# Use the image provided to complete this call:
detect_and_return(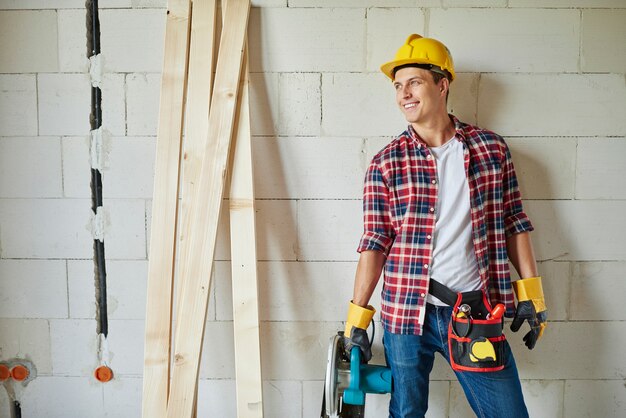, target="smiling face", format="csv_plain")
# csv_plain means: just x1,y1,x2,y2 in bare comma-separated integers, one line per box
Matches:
393,66,449,126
